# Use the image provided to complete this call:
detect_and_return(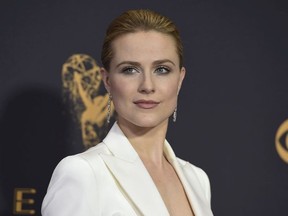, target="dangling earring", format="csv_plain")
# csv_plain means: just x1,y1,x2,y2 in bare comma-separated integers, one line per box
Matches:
107,93,112,124
173,107,177,122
